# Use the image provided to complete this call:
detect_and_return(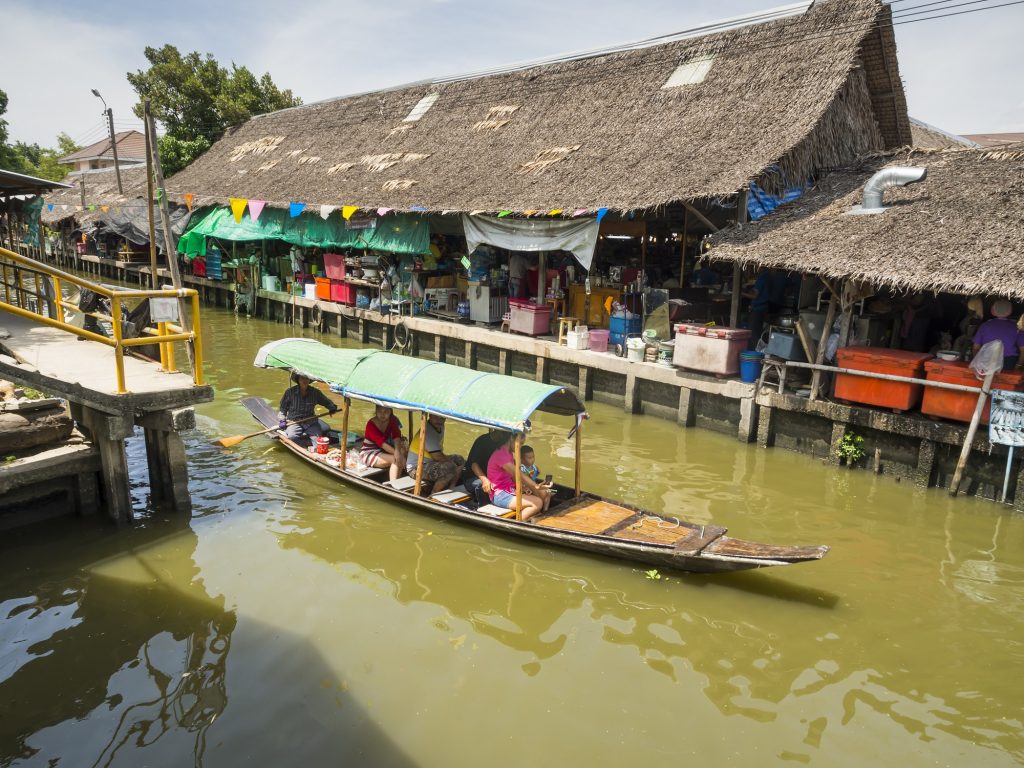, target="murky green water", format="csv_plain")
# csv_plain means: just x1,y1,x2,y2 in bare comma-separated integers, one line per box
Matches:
2,307,1023,767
